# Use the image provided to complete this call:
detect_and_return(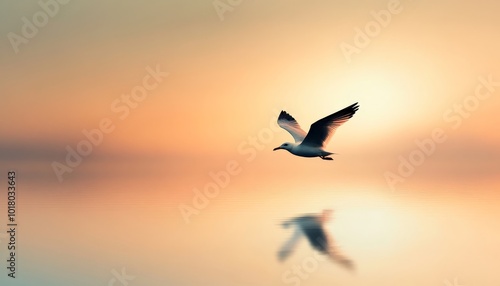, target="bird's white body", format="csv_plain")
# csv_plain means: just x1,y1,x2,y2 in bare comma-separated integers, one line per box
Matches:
281,142,333,158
